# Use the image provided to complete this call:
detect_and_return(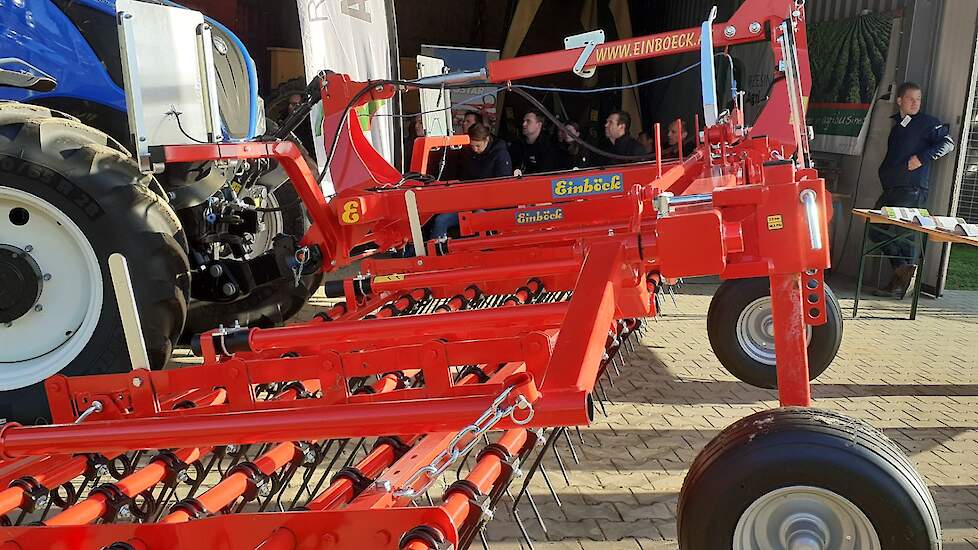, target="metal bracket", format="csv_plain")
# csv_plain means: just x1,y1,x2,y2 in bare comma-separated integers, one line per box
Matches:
563,30,605,78
117,11,153,173
195,23,223,143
